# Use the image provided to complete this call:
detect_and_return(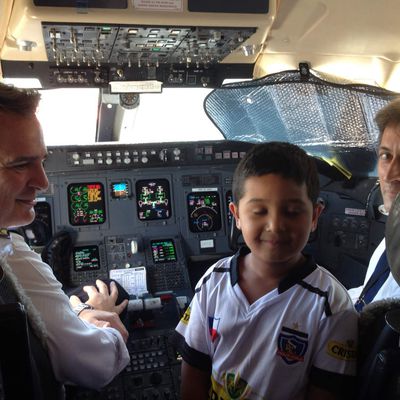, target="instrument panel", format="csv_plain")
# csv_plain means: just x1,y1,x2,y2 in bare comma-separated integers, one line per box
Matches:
23,140,386,293
28,141,250,293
